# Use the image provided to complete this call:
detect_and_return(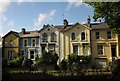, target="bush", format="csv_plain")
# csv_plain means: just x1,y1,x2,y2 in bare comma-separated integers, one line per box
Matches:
8,57,23,67
21,58,33,67
60,59,67,70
